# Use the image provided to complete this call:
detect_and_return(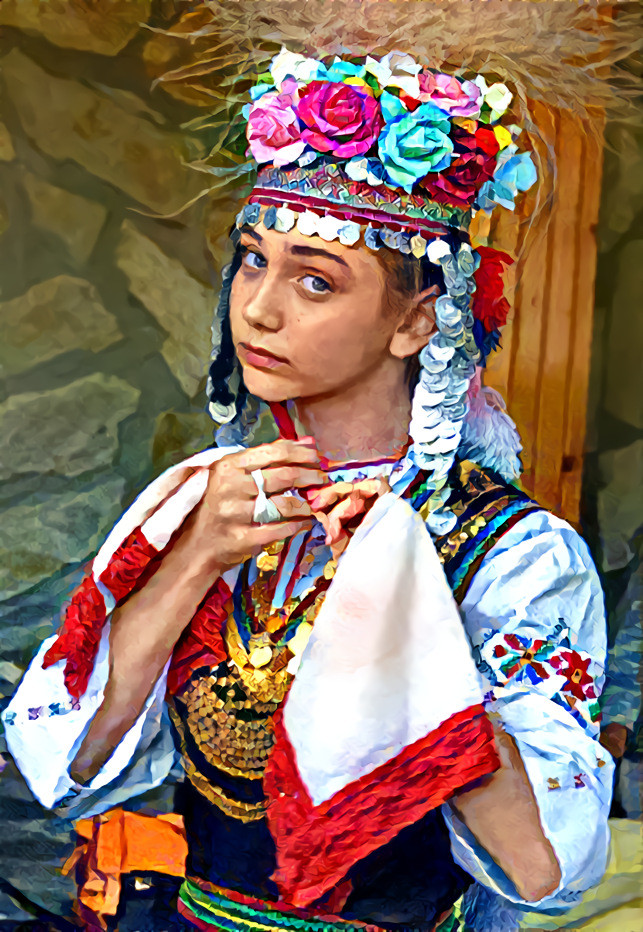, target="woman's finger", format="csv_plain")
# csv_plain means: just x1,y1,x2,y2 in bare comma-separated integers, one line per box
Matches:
261,466,328,496
236,439,320,473
308,478,388,512
248,517,315,551
268,495,314,520
324,492,368,543
135,464,206,529
307,481,354,511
